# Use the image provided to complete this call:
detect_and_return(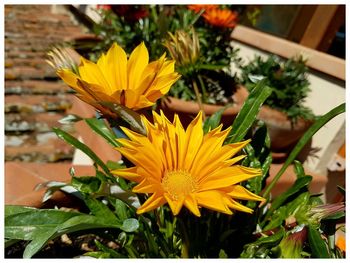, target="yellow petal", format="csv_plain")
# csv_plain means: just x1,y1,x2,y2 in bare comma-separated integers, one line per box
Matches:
127,42,149,90
132,178,159,193
97,42,127,92
137,193,167,214
164,194,185,216
227,185,265,202
223,196,254,214
57,69,80,89
79,57,111,94
111,166,143,183
195,191,232,215
184,193,201,217
183,111,203,171
198,166,262,191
